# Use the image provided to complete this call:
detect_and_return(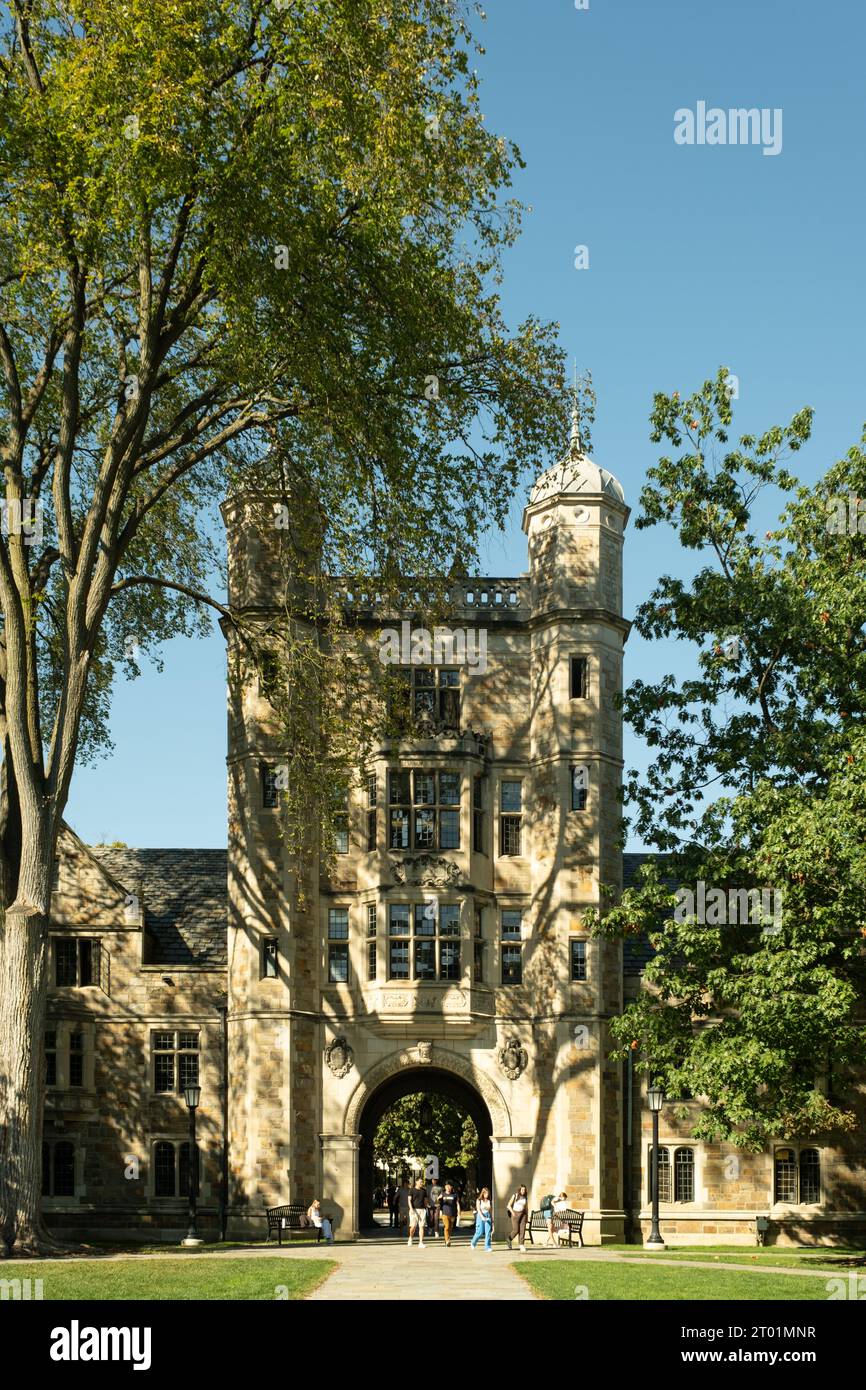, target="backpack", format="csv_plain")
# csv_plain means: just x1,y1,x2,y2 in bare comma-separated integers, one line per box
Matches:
540,1193,554,1212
